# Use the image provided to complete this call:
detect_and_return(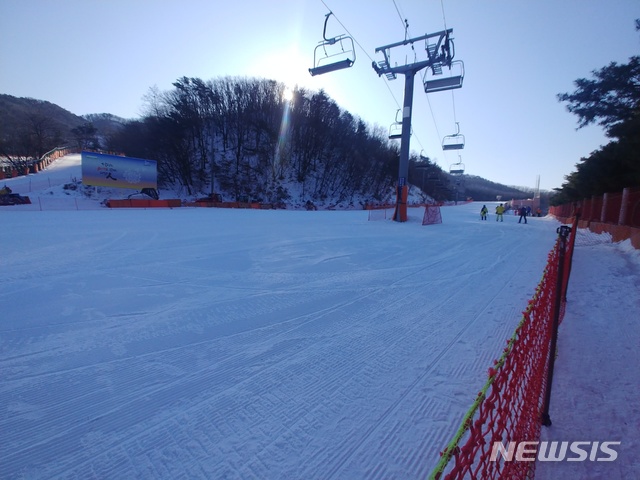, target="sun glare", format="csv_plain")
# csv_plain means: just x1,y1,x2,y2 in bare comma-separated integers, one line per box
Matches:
282,87,294,102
